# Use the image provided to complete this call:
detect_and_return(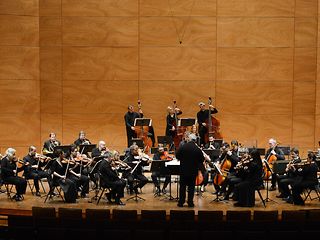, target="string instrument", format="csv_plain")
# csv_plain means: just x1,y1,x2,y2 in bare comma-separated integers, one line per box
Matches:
194,143,212,186
263,144,278,180
134,100,152,154
234,155,253,171
172,100,185,150
35,153,52,170
13,158,27,176
159,151,174,161
213,149,232,186
205,97,222,142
